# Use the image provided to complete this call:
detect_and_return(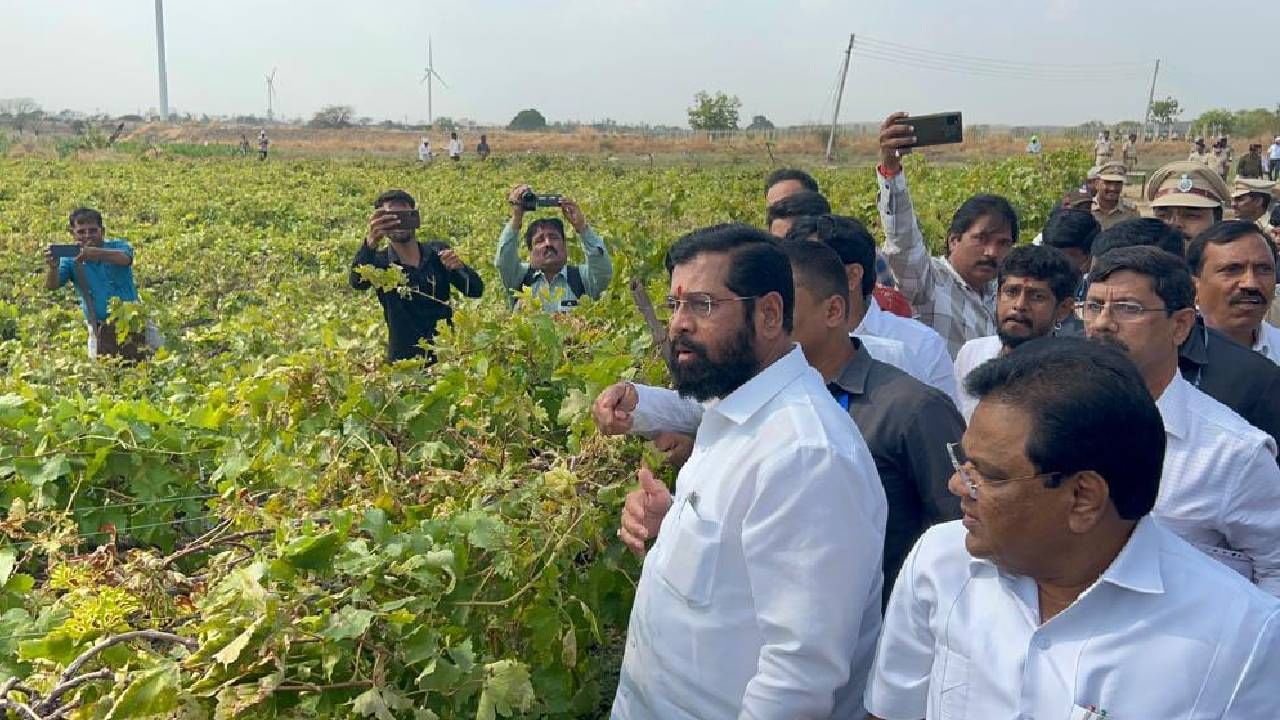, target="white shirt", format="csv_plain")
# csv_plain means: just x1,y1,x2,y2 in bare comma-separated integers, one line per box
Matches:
866,518,1280,720
857,297,961,406
612,346,887,720
1253,322,1280,364
448,138,462,157
1269,142,1280,160
951,335,1003,422
1155,373,1280,596
858,332,910,373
